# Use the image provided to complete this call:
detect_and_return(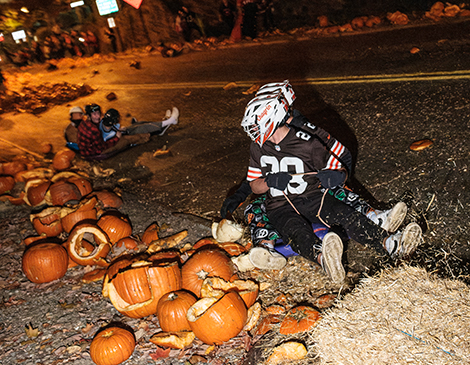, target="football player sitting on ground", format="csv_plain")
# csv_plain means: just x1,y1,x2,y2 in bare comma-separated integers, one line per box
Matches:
228,80,422,283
